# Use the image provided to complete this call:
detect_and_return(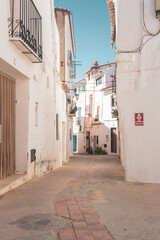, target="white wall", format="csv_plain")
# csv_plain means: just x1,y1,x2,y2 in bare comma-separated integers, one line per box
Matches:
0,0,61,177
115,0,160,183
